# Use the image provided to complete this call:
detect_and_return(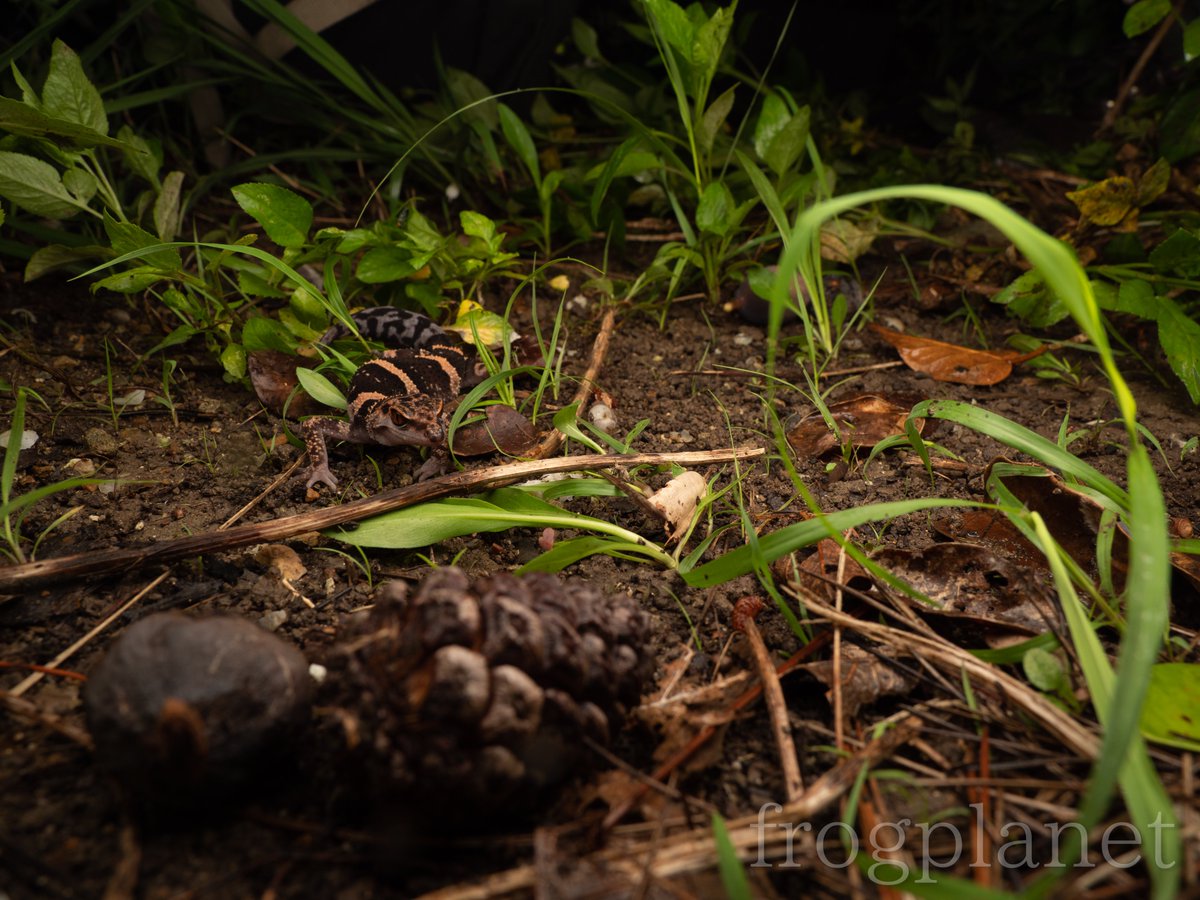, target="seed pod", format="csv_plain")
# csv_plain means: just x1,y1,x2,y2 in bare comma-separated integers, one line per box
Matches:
333,568,653,816
84,612,312,815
